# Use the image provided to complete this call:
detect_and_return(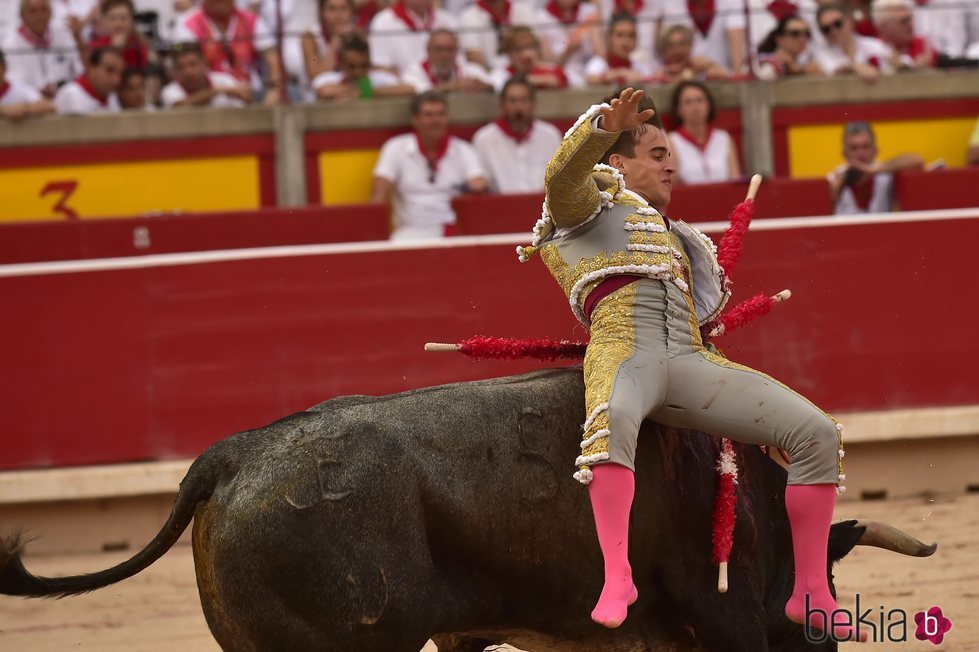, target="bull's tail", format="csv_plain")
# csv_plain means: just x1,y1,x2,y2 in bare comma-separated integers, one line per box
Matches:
0,446,225,598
